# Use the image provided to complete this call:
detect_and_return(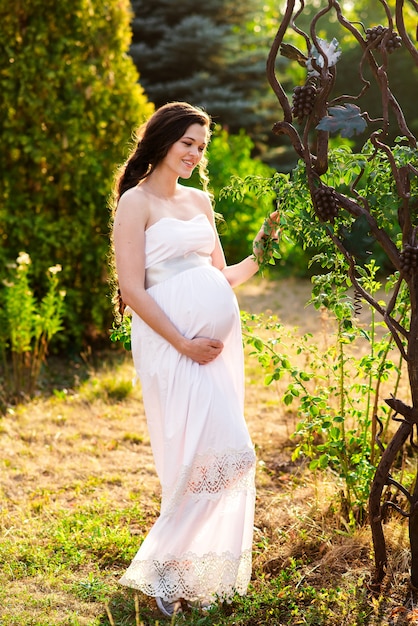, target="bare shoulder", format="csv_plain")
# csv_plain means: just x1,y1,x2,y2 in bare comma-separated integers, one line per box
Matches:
114,187,150,226
180,185,213,215
116,186,149,211
183,185,211,203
